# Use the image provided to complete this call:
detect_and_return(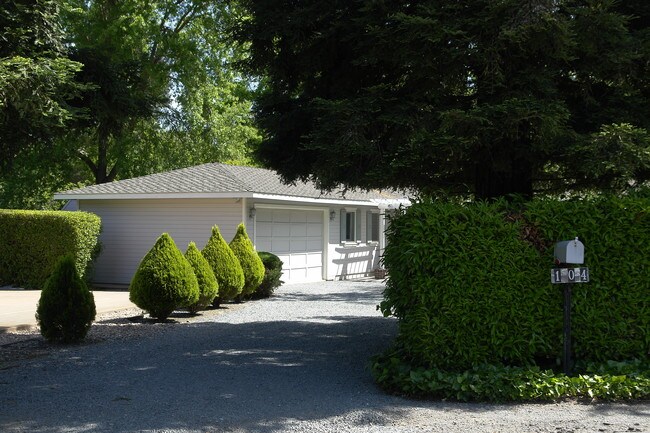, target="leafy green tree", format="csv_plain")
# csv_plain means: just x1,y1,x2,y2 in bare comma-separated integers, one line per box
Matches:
36,254,96,343
129,233,199,320
229,223,264,297
202,225,244,304
185,241,219,313
235,0,649,200
0,0,87,177
63,0,260,184
1,0,260,209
